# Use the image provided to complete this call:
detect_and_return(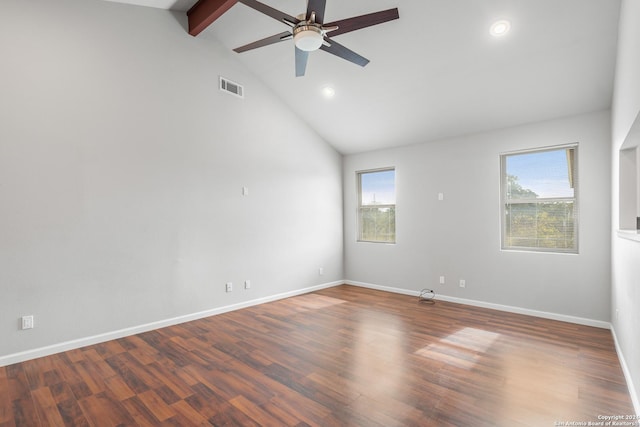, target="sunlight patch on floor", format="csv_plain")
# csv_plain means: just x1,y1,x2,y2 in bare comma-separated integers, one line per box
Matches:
289,294,347,312
415,327,501,370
